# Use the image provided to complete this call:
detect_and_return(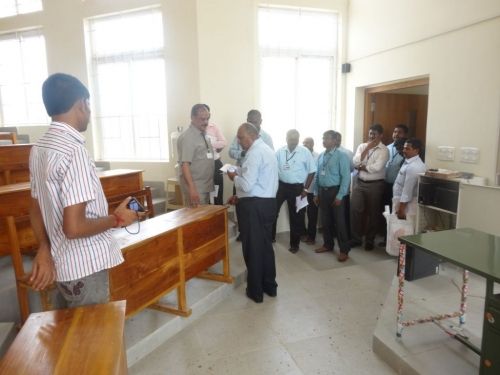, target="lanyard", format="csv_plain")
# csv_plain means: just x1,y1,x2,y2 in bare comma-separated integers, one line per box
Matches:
285,150,296,162
322,148,337,170
201,132,209,150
